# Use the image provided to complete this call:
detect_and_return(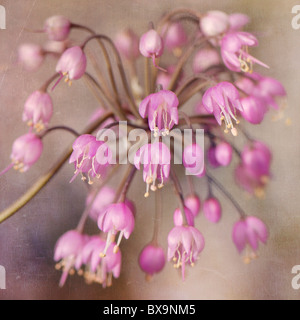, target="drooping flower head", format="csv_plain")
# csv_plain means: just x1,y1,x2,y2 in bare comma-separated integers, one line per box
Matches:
139,29,165,70
56,46,87,85
202,81,243,136
54,230,87,287
22,90,53,131
184,194,201,217
139,243,166,280
203,197,222,223
69,134,112,184
240,96,267,124
162,22,187,56
228,13,250,31
167,226,205,280
86,186,116,221
97,202,135,257
192,48,221,74
114,28,140,60
134,142,171,197
221,31,269,73
200,10,230,37
18,43,45,71
232,216,268,263
10,133,43,172
78,236,122,288
214,141,233,167
44,15,71,41
139,90,179,136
